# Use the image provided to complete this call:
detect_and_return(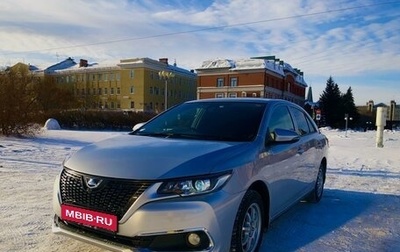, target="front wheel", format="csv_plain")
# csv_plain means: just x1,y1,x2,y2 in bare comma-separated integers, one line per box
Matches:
230,190,264,252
